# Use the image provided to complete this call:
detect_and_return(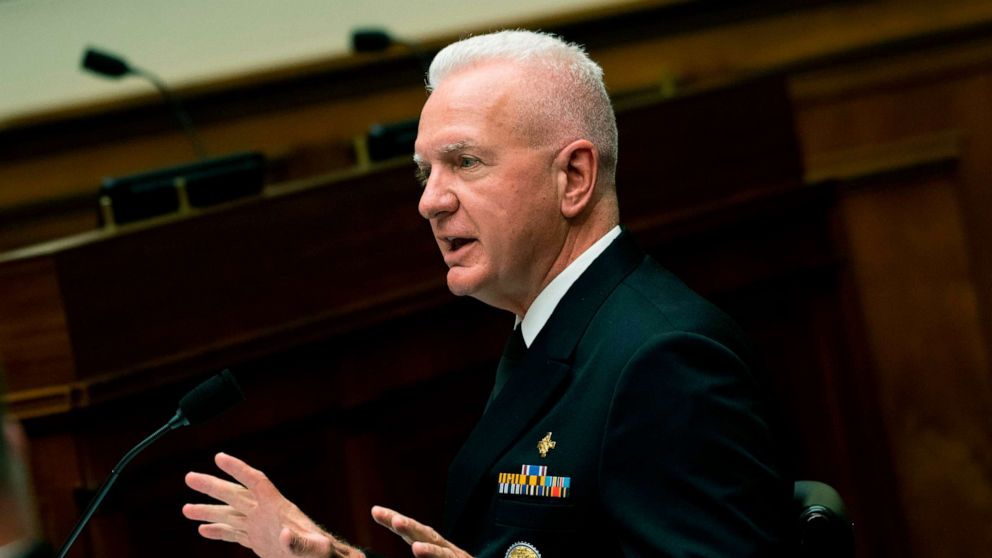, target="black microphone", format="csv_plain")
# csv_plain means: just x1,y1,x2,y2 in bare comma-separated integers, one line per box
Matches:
351,29,394,53
82,49,130,77
176,369,245,426
350,27,431,75
81,46,208,159
350,29,428,163
56,369,244,558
